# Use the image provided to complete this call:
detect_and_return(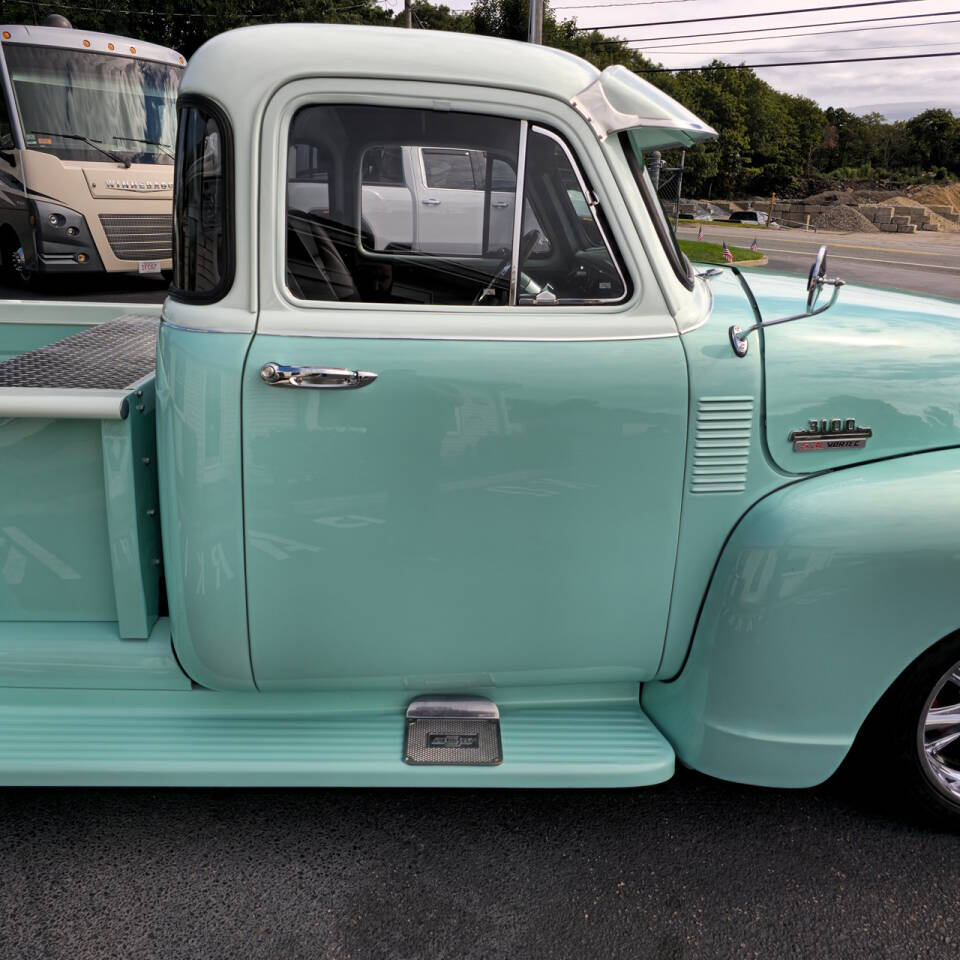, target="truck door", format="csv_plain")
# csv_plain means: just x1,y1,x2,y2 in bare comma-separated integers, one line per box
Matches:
242,93,688,691
415,147,486,255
